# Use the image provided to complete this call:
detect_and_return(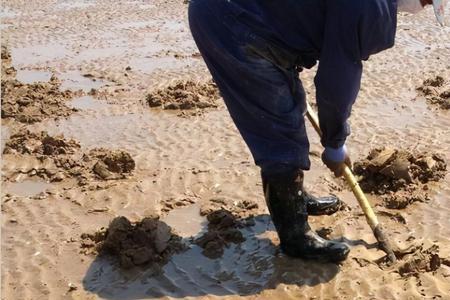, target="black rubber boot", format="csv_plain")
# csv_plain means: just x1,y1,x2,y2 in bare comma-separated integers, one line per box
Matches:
305,192,343,216
262,170,350,262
